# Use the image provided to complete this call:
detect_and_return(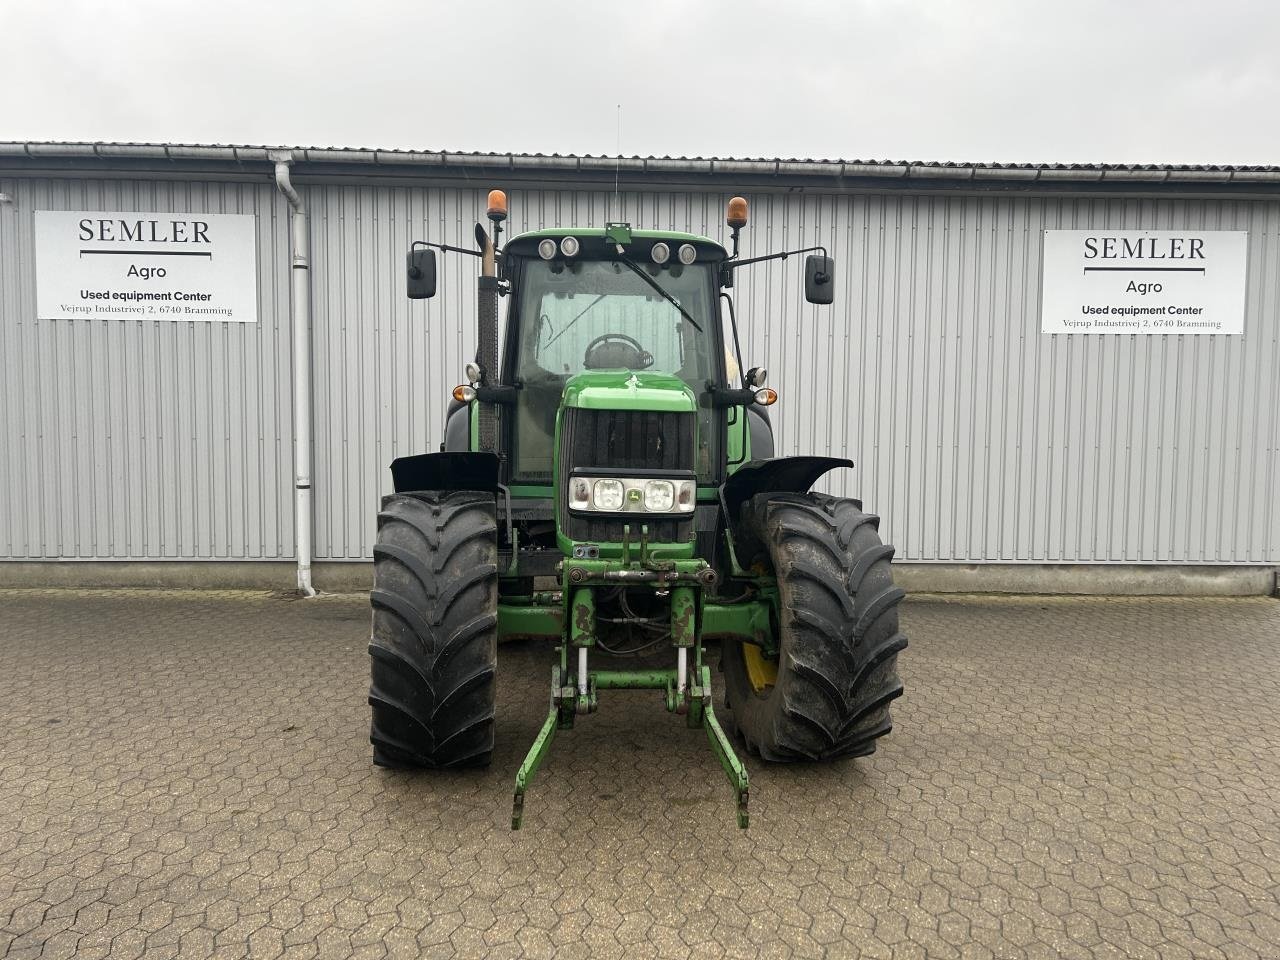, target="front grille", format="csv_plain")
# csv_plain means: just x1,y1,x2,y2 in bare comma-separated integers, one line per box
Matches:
560,407,696,544
564,408,693,472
